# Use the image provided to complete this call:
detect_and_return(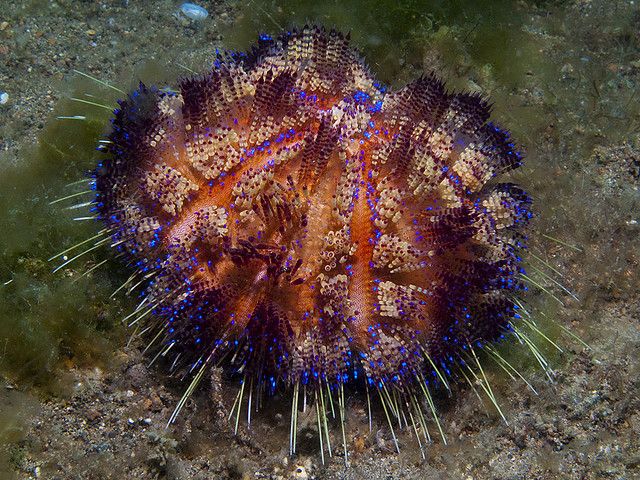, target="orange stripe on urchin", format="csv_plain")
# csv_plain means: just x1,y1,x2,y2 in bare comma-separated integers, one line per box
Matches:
93,26,532,460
